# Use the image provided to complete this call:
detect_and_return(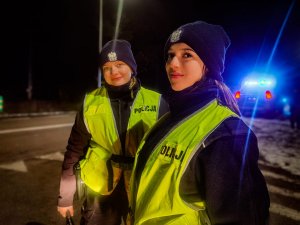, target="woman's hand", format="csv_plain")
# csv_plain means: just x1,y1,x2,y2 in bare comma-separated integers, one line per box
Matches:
57,206,74,217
